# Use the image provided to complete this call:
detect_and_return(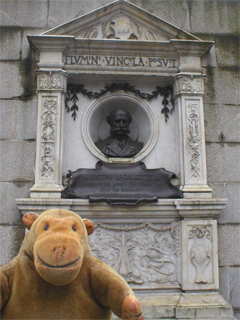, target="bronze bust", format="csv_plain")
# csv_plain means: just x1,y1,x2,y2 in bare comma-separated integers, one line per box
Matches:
95,109,143,158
